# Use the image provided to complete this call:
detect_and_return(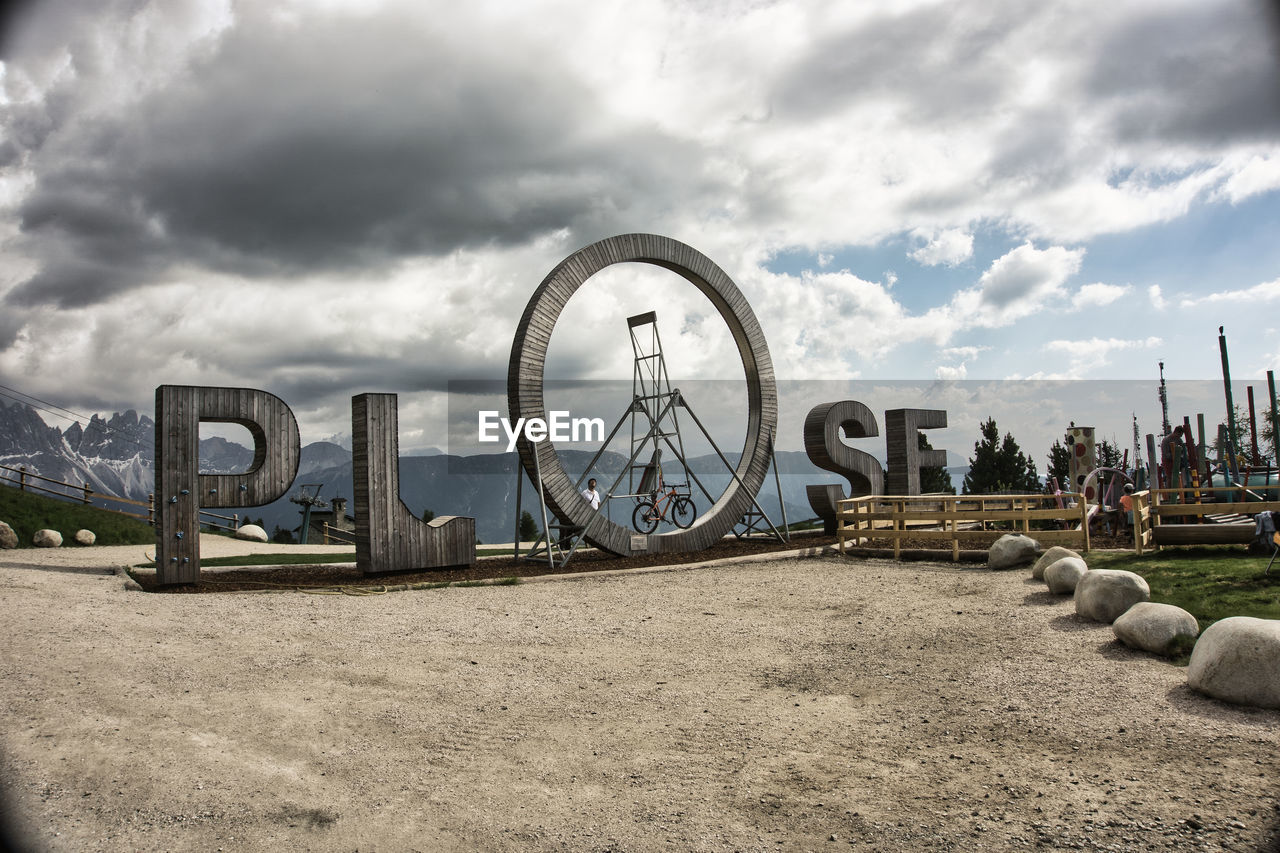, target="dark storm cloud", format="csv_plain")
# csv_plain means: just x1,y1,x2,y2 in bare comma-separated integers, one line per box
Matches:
1086,2,1280,145
5,8,719,309
770,3,1020,124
